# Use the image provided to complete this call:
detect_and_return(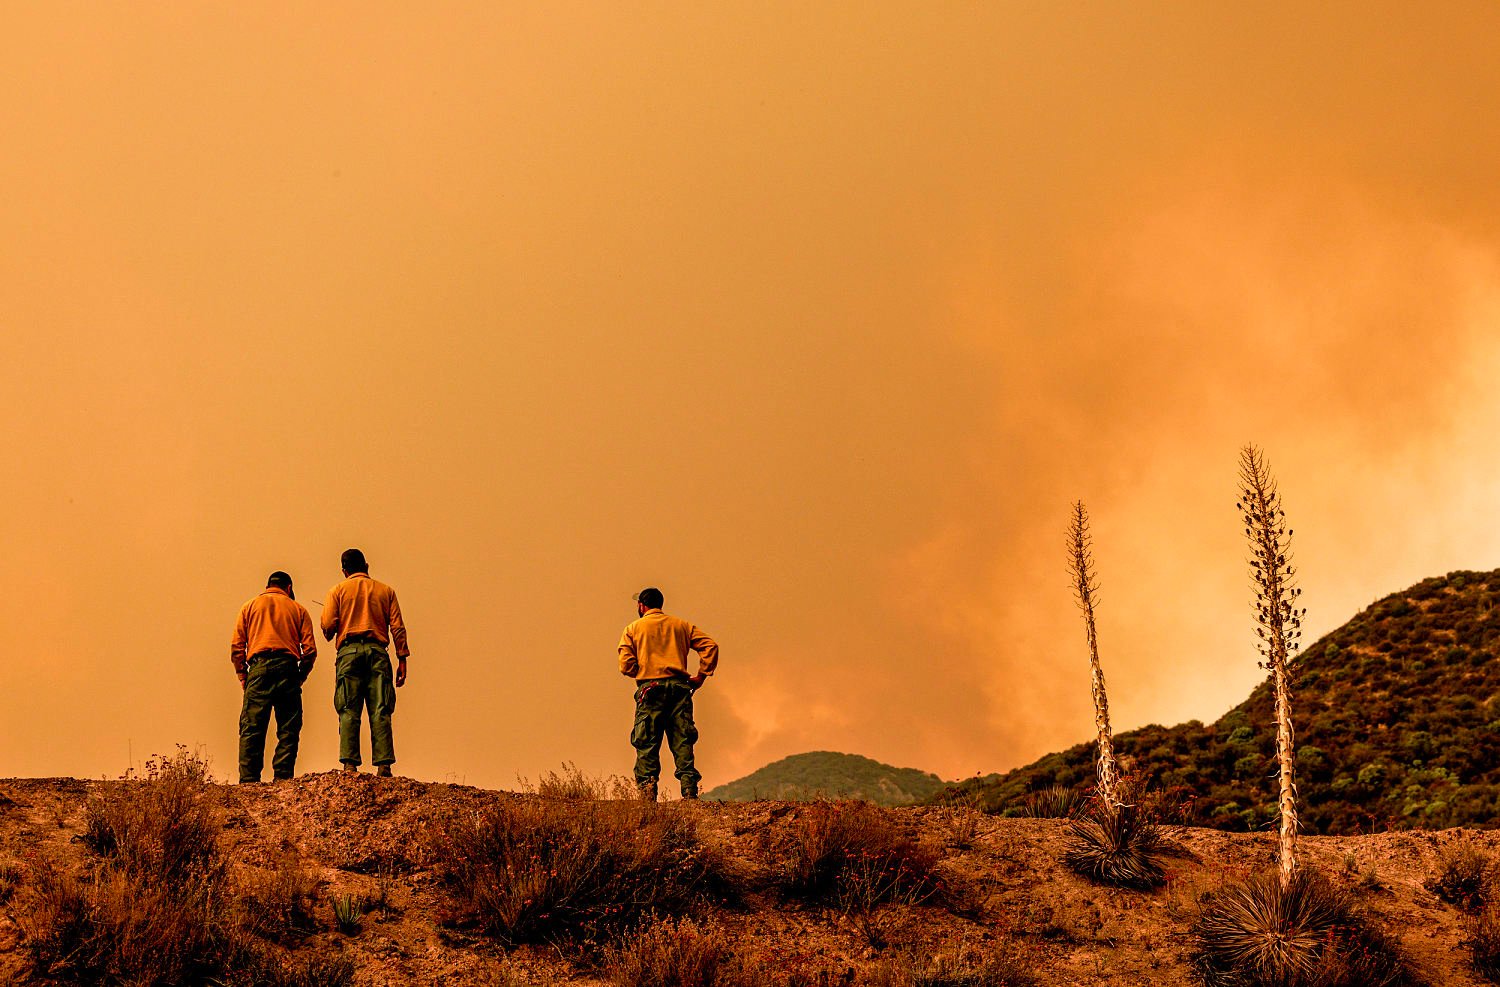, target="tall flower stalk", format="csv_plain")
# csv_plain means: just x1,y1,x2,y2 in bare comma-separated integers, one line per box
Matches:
1067,501,1120,809
1236,446,1306,887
